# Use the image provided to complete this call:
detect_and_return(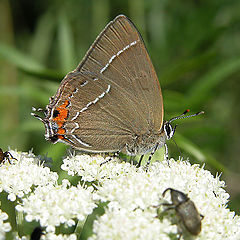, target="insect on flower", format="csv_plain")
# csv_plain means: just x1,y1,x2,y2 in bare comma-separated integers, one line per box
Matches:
30,227,44,240
0,148,17,165
162,188,204,238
